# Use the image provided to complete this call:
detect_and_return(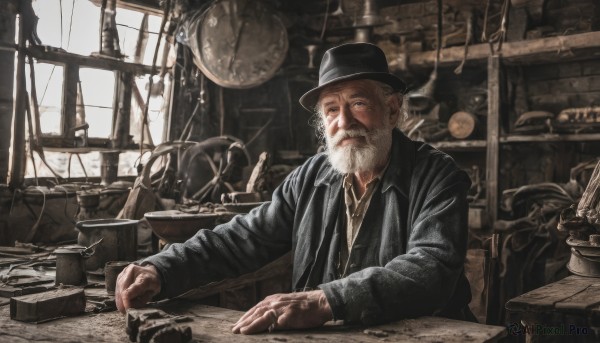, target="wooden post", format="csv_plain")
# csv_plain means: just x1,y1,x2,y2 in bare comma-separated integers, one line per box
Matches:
112,72,133,149
0,0,17,184
61,63,79,146
8,4,26,188
486,55,501,225
167,43,184,141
